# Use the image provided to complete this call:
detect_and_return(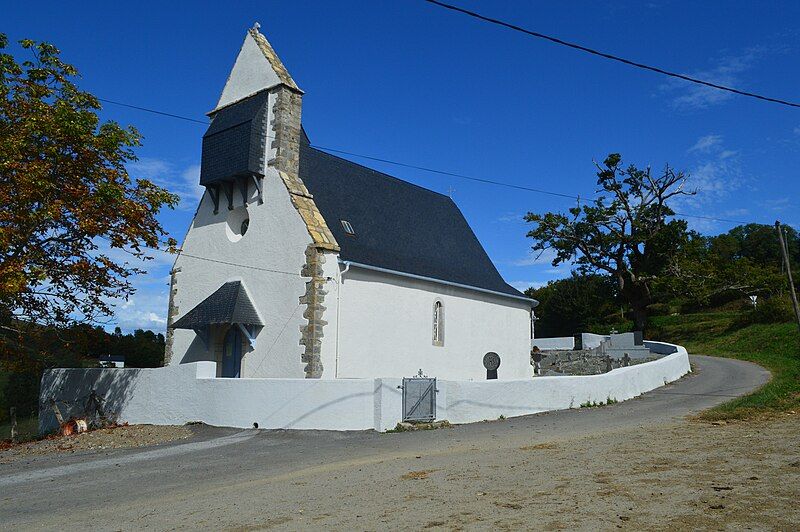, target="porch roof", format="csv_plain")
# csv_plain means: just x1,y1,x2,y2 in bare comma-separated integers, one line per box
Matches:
170,281,263,329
